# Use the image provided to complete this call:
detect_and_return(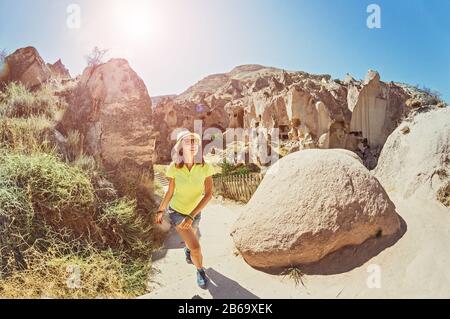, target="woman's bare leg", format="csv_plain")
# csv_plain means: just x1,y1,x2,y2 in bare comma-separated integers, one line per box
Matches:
176,226,203,269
